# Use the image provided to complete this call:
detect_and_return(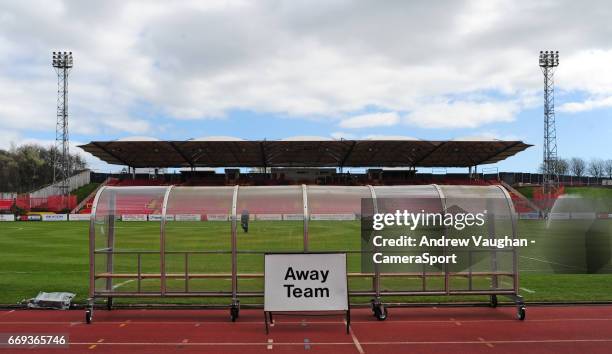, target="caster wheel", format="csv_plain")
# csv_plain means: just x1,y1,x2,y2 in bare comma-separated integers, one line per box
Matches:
85,309,92,324
373,305,388,321
230,306,239,322
489,295,498,308
517,306,526,321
